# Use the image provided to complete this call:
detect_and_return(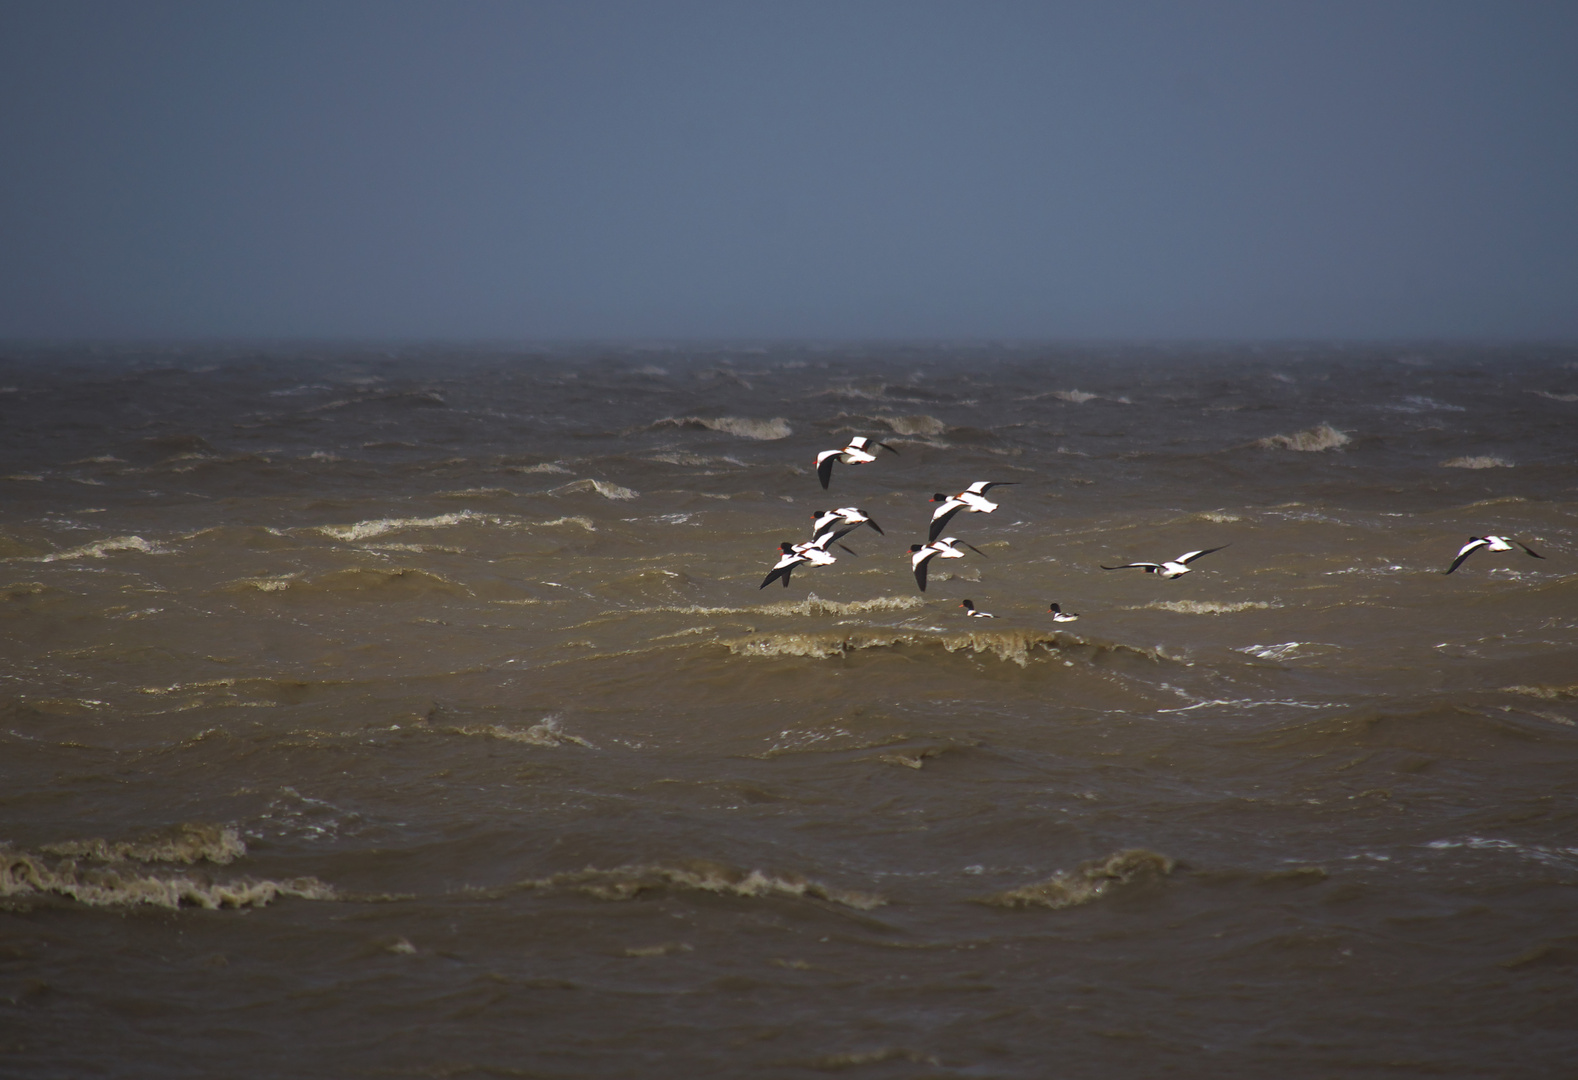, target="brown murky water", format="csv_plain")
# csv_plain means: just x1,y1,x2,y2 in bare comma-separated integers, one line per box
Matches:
3,343,1576,1078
